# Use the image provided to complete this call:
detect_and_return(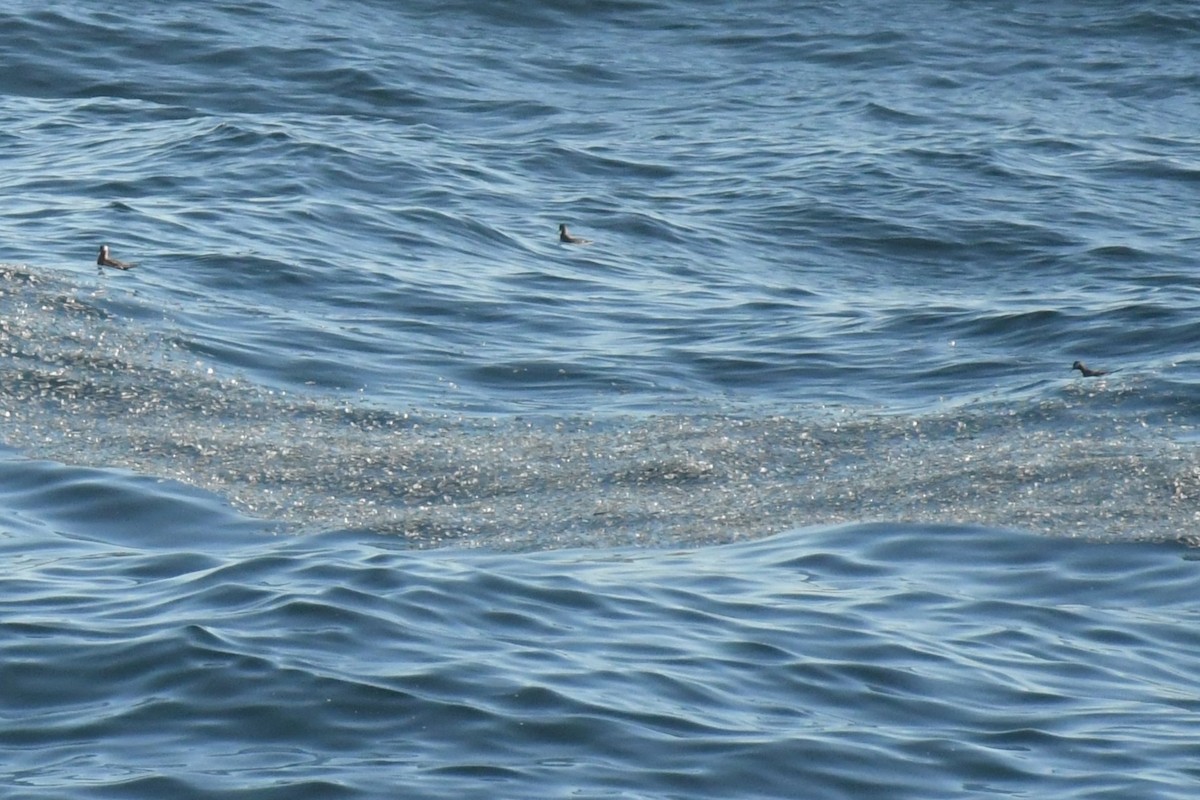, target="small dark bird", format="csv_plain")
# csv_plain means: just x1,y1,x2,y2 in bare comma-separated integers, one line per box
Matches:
558,224,590,244
1072,360,1108,377
97,245,136,270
